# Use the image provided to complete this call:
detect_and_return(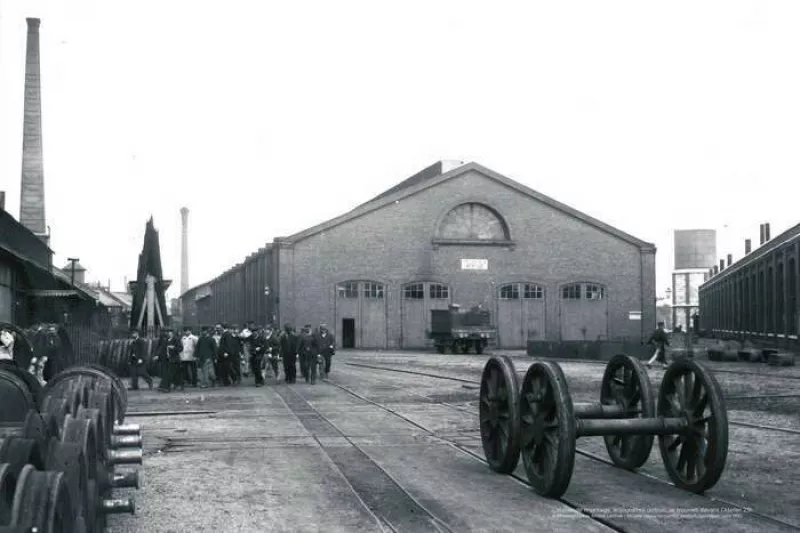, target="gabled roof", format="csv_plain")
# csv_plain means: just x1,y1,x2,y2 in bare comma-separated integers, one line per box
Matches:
700,221,800,290
284,162,655,250
111,291,133,307
50,268,100,302
355,160,465,207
